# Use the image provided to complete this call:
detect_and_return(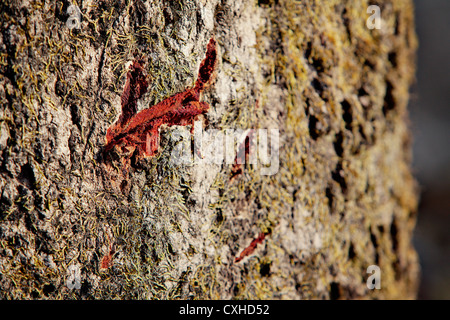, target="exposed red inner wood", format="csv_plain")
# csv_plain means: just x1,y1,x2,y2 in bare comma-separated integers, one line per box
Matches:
235,232,269,263
105,38,217,163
